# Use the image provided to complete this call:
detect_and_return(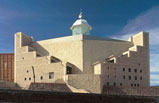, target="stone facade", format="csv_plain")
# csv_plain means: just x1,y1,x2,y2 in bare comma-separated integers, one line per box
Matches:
14,31,149,94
